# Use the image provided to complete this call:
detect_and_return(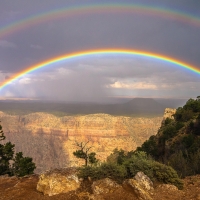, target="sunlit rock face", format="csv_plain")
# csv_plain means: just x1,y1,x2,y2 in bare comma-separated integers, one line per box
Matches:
163,108,176,120
0,112,162,173
36,168,80,196
161,108,176,125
